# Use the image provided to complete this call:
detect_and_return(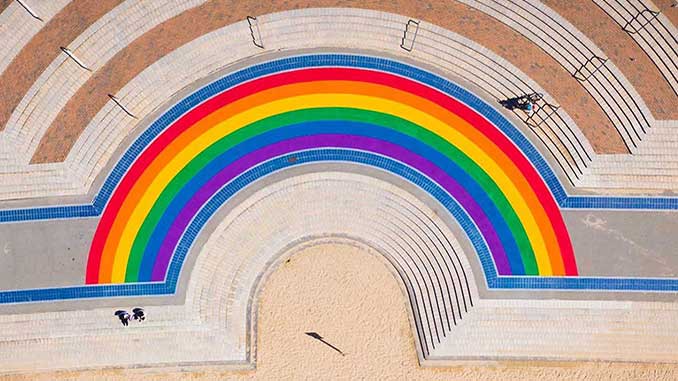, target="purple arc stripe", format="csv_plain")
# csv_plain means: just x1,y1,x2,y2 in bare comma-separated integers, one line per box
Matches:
150,134,510,279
